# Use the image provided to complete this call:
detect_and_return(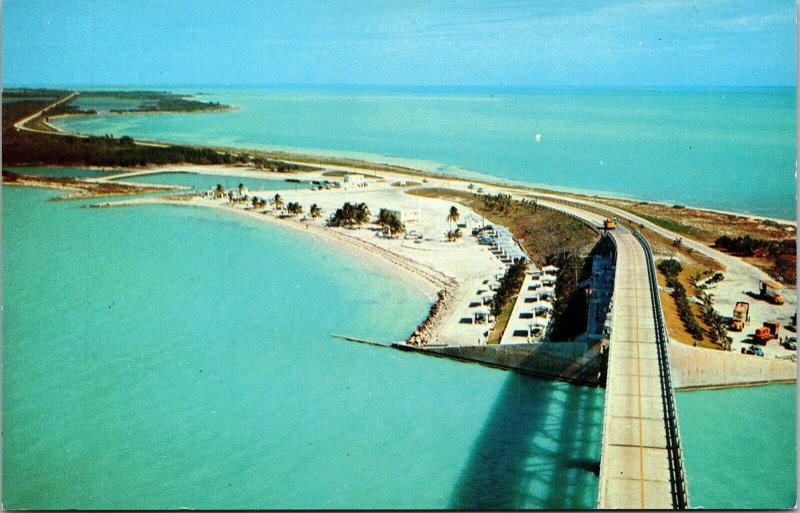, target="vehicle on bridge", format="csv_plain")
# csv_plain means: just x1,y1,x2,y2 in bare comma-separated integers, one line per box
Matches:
729,301,750,331
753,320,781,345
759,279,785,305
603,218,616,230
742,344,765,356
